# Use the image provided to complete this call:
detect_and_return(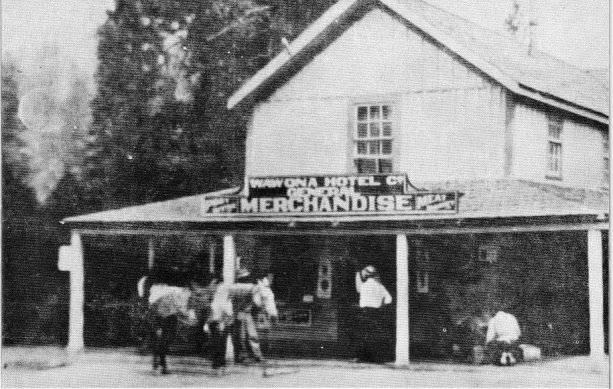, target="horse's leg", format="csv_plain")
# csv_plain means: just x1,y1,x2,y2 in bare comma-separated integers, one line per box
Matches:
151,317,162,371
245,315,264,362
159,316,178,374
232,319,240,363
